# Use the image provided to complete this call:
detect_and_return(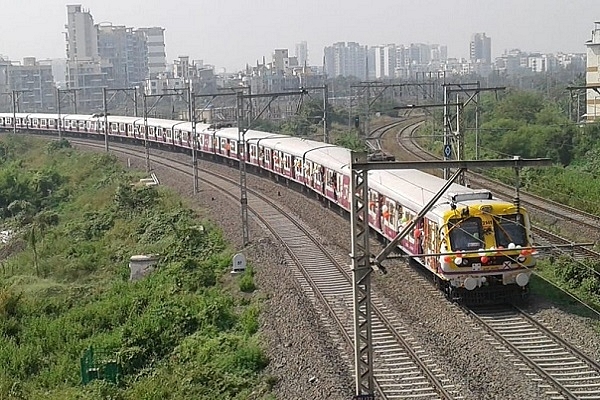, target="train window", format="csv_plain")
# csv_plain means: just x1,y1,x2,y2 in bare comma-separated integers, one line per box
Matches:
120,123,125,132
448,217,484,251
493,214,527,247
